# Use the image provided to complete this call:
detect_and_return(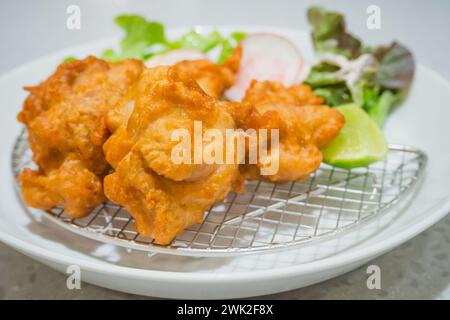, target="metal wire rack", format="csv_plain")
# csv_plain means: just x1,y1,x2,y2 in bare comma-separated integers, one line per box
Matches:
12,129,427,257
